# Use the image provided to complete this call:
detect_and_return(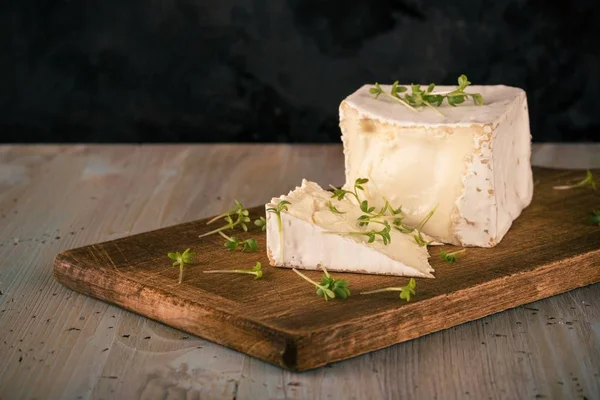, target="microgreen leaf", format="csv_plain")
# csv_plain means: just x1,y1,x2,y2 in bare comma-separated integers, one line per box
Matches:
360,278,417,302
440,249,467,263
553,170,597,191
457,74,470,89
254,216,267,231
204,262,263,280
167,248,197,284
224,238,239,251
218,231,258,253
318,267,351,300
399,278,417,302
369,83,383,98
329,180,363,204
360,200,370,213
